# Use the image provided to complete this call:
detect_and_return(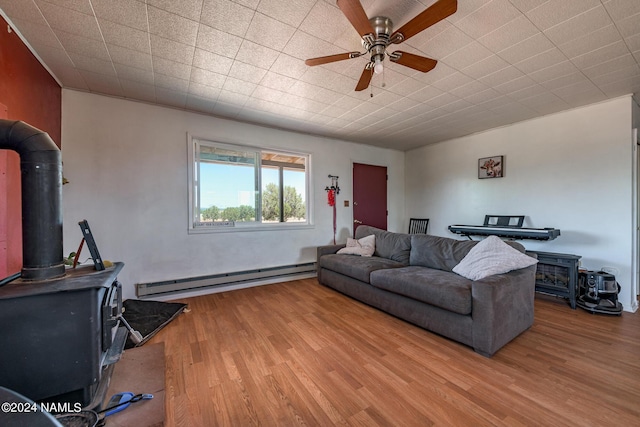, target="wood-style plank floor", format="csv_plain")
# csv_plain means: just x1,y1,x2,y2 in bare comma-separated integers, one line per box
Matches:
147,279,640,426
